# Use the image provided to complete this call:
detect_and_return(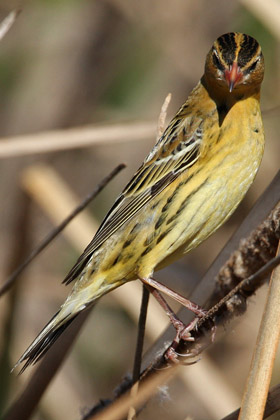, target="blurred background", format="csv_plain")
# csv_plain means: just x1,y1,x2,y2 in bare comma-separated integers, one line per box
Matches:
0,1,279,419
